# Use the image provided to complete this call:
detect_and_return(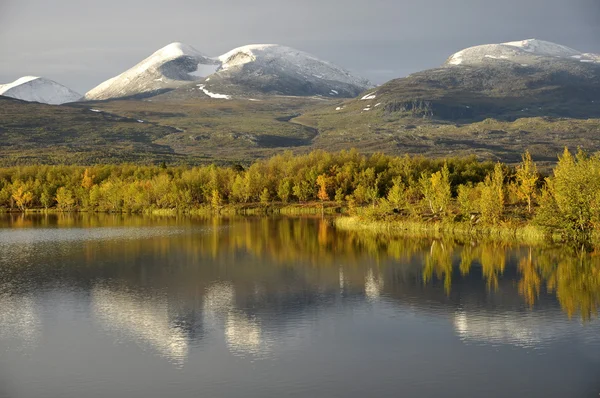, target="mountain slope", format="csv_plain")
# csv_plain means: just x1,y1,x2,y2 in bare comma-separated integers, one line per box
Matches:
446,39,600,66
312,39,600,122
0,95,332,165
86,43,372,101
0,76,81,105
84,43,219,100
200,44,373,98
